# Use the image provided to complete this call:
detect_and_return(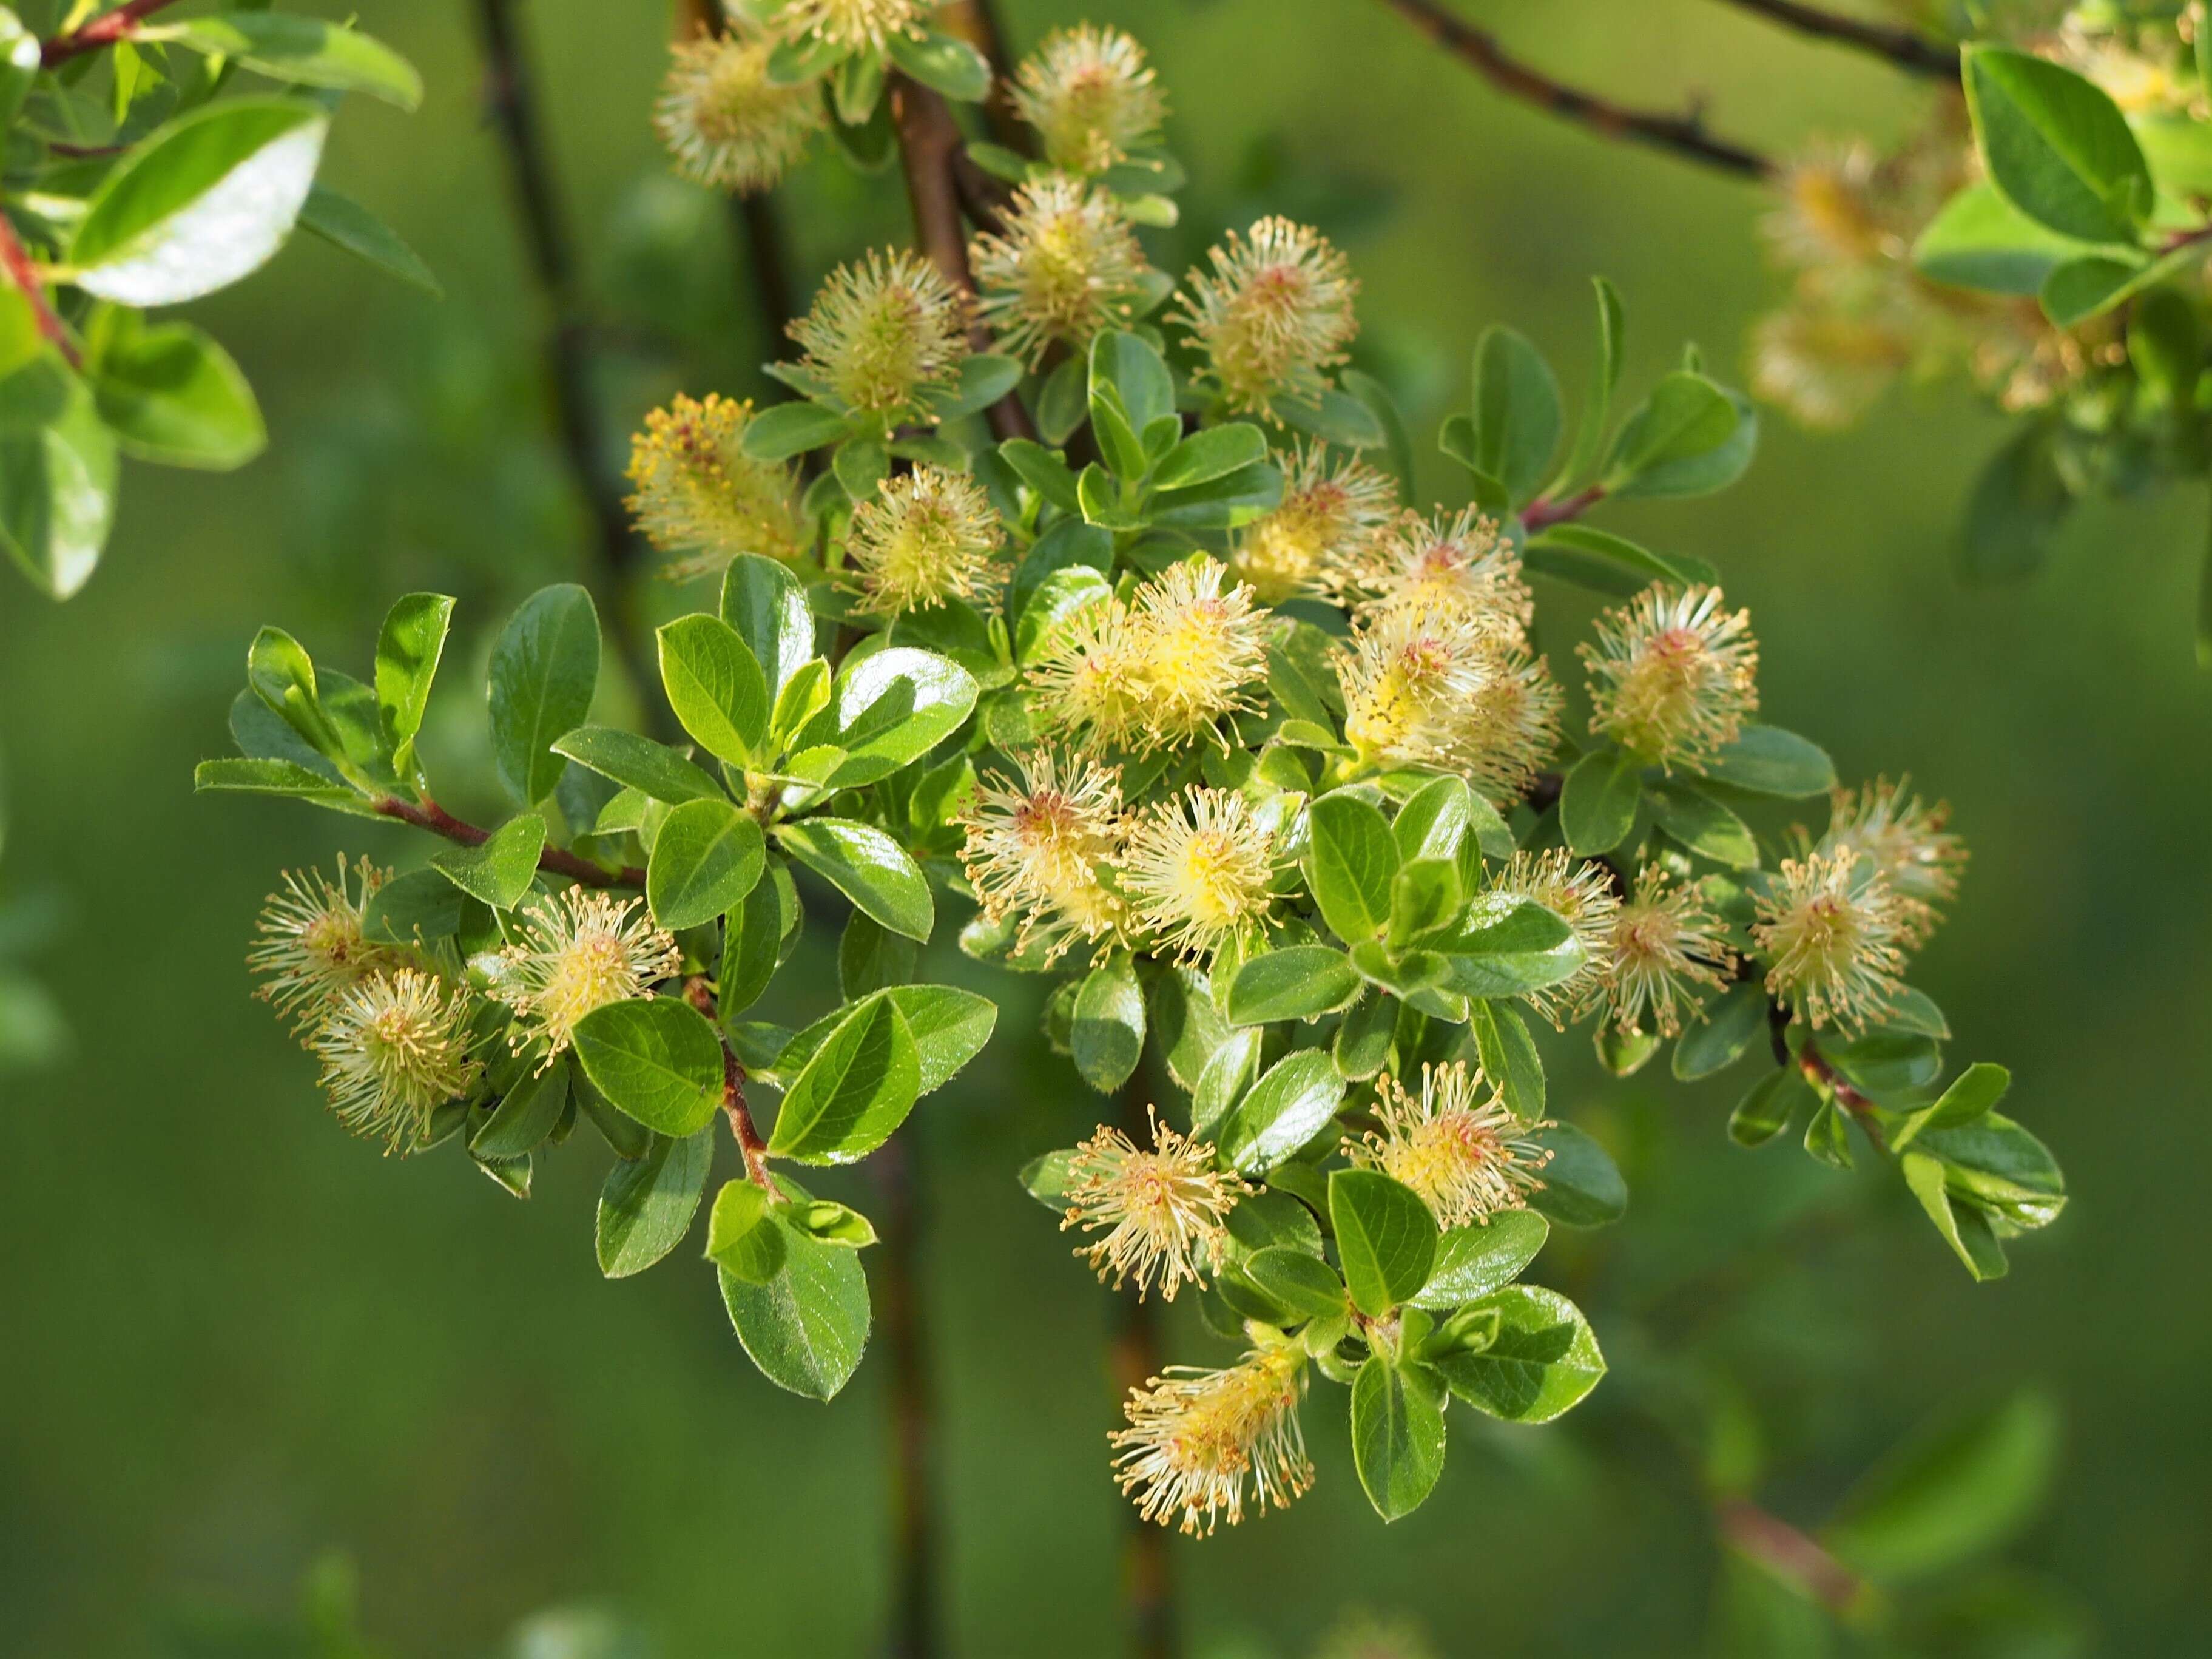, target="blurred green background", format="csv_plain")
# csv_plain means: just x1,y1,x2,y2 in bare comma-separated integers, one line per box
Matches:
3,1,2208,1654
